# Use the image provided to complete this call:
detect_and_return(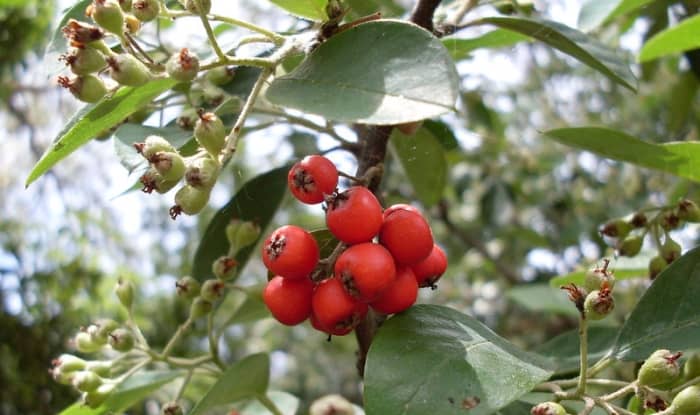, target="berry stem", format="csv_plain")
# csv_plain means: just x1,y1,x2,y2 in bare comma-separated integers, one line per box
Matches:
194,0,227,61
175,369,194,401
162,316,194,358
209,14,285,45
577,313,589,396
127,308,150,348
207,312,226,370
600,381,636,402
257,394,284,415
